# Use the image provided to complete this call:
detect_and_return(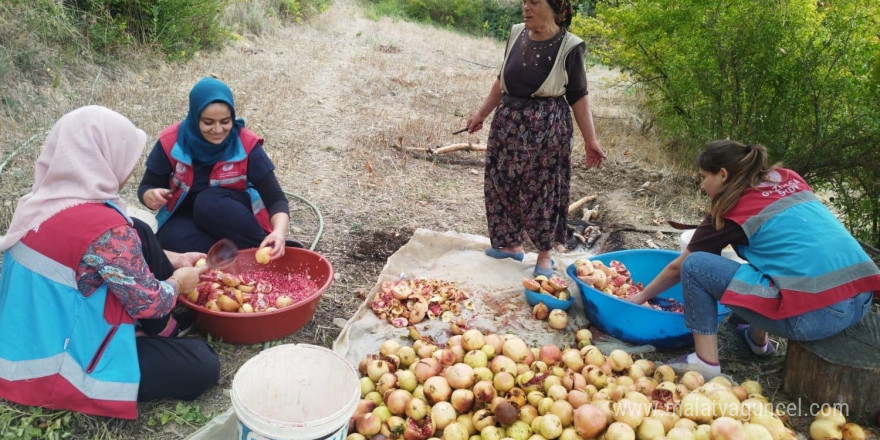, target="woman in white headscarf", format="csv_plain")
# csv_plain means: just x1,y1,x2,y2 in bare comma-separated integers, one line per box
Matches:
0,106,219,419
